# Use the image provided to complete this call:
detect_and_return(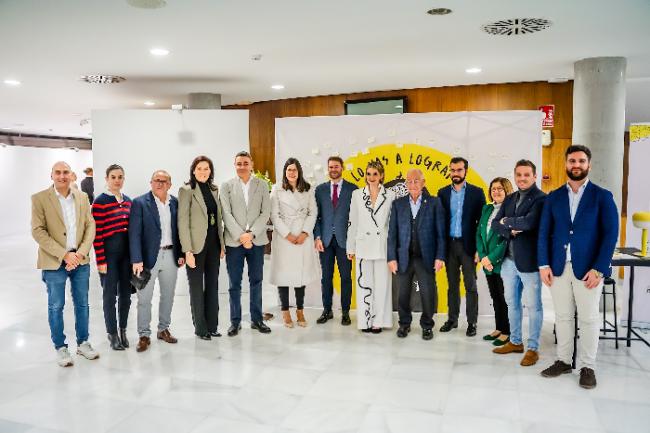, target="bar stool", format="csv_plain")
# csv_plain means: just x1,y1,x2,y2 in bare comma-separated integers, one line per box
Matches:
599,277,619,349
